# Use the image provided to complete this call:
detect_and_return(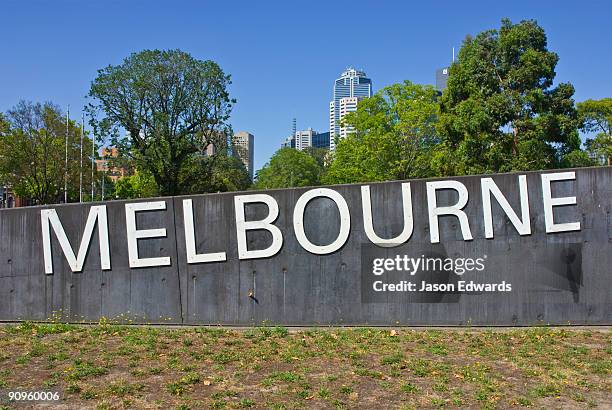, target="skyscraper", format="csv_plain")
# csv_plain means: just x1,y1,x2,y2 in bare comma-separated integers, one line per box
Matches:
233,131,255,181
329,68,372,150
436,67,449,92
311,131,330,149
